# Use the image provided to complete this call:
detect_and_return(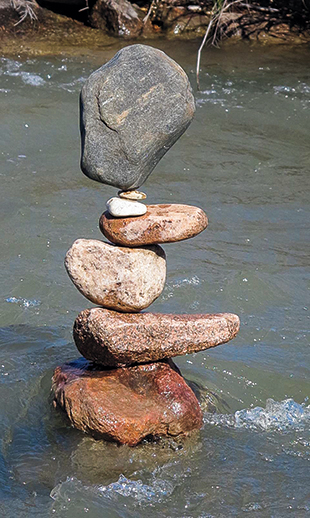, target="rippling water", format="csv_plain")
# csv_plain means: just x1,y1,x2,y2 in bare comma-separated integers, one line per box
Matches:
1,41,309,516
